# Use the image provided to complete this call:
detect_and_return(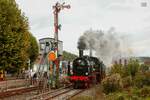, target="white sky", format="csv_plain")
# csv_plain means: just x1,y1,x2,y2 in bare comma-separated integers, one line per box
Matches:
16,0,150,56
